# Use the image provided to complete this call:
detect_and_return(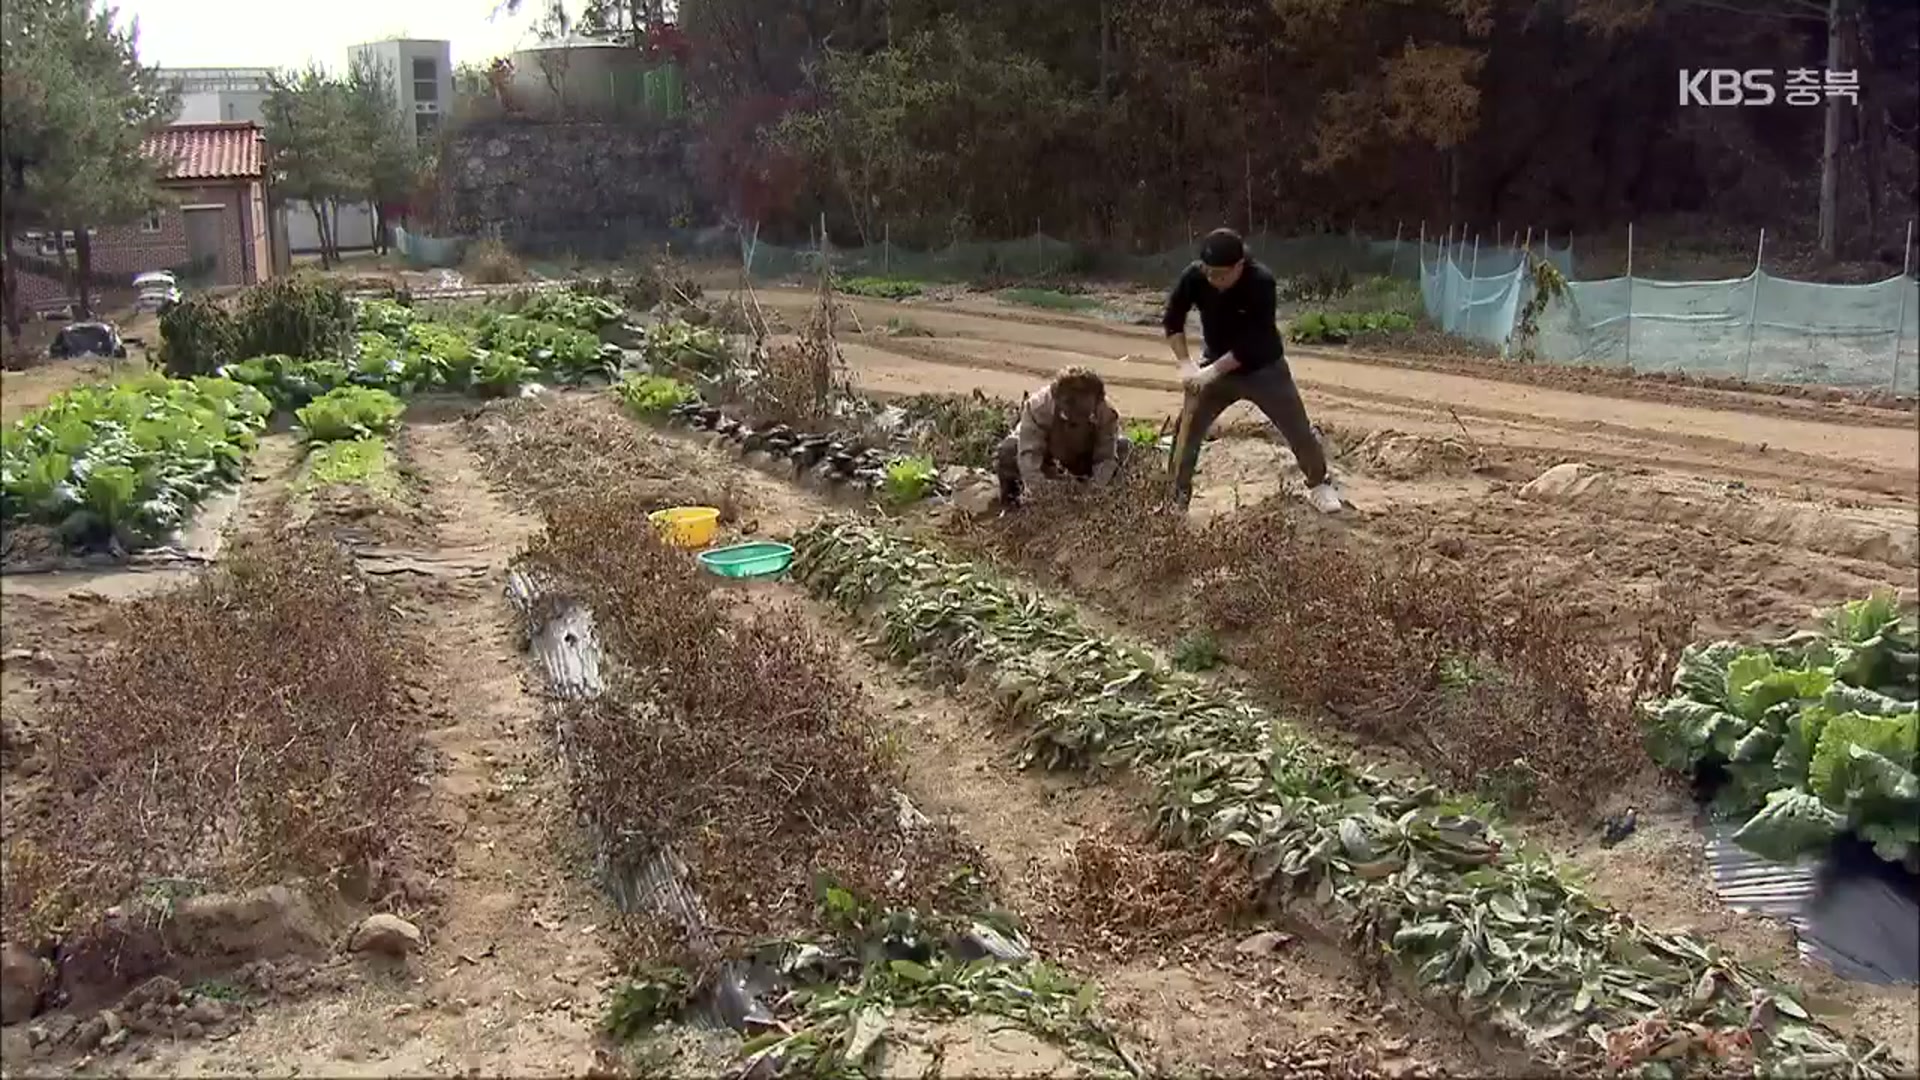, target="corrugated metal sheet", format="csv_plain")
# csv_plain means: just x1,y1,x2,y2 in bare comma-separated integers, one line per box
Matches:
1706,823,1919,985
1706,822,1819,928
